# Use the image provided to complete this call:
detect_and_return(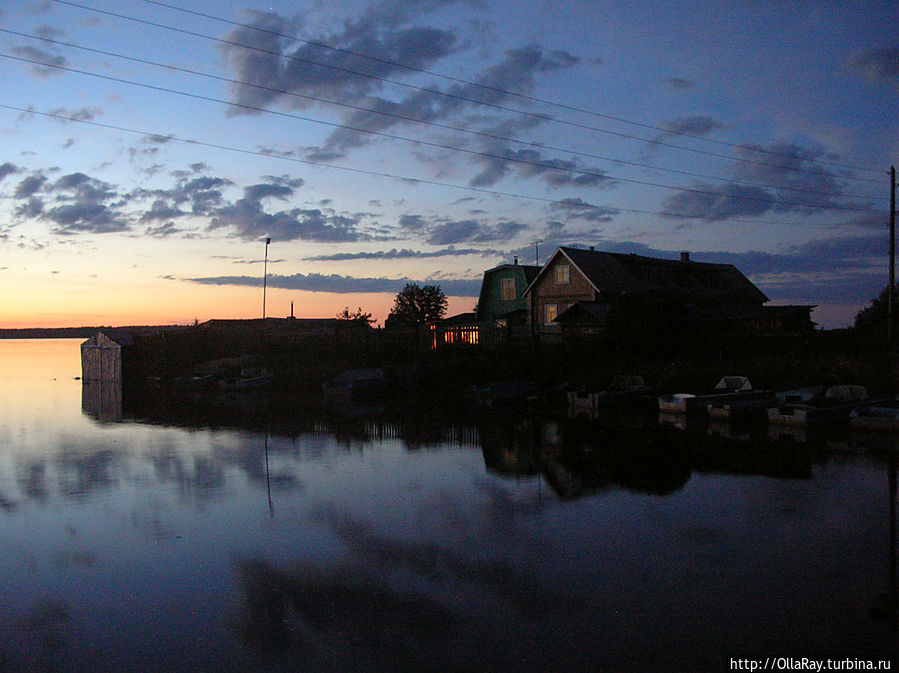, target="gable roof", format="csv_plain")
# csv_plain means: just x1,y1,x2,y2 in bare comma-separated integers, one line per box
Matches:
476,262,541,320
525,247,769,304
